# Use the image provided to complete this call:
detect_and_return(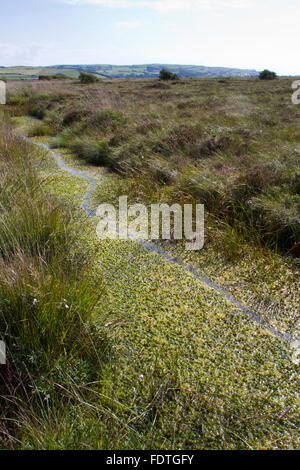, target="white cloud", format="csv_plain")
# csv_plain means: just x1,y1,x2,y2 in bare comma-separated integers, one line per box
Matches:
116,20,144,27
64,0,138,6
153,0,253,12
62,0,254,12
0,43,48,66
